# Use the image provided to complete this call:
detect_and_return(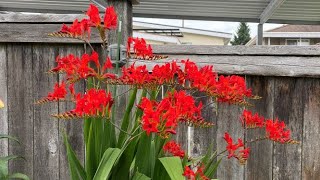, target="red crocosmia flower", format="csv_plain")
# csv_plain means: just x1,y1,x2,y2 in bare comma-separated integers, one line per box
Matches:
52,53,97,81
195,164,210,180
47,82,67,101
73,89,113,117
241,110,265,128
77,54,96,79
69,84,75,97
138,98,160,135
163,140,185,158
120,63,150,88
86,4,101,26
183,165,210,180
139,91,213,137
104,6,117,30
151,61,181,85
216,75,252,104
265,118,291,143
183,166,195,180
90,51,100,68
102,57,113,72
127,37,153,58
224,132,249,164
59,19,91,39
61,24,70,33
